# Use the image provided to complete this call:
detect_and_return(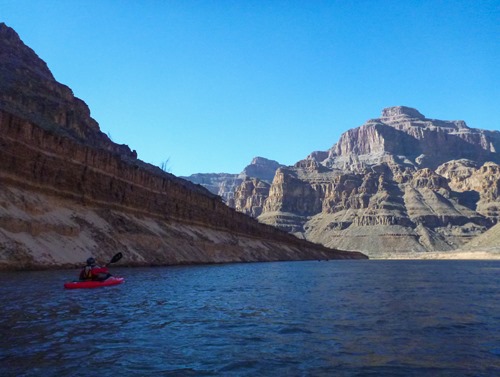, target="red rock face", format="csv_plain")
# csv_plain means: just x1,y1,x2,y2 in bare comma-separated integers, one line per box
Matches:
0,23,367,269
